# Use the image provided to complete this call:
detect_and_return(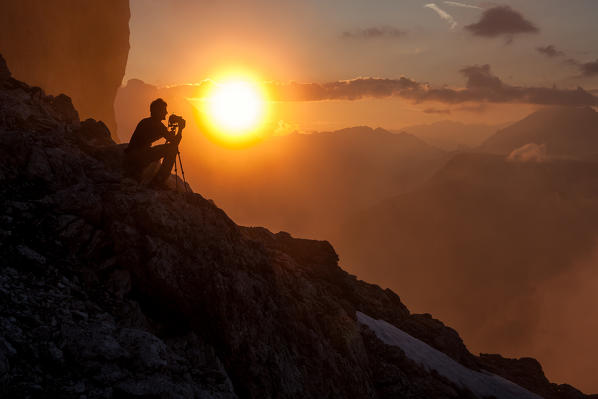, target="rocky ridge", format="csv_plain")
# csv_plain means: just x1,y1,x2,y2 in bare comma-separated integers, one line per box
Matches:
0,55,593,398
